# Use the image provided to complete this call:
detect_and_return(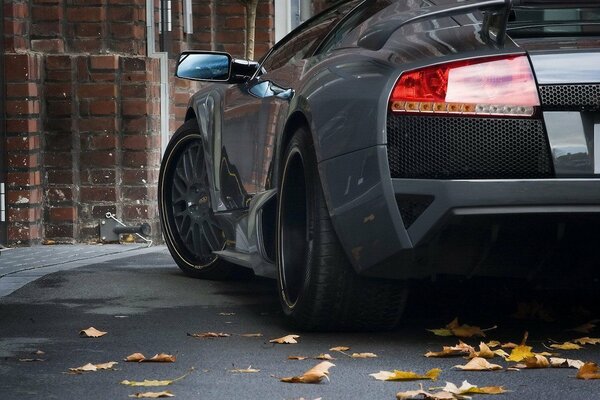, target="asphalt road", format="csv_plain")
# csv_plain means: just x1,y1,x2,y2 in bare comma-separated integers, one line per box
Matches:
2,249,600,399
